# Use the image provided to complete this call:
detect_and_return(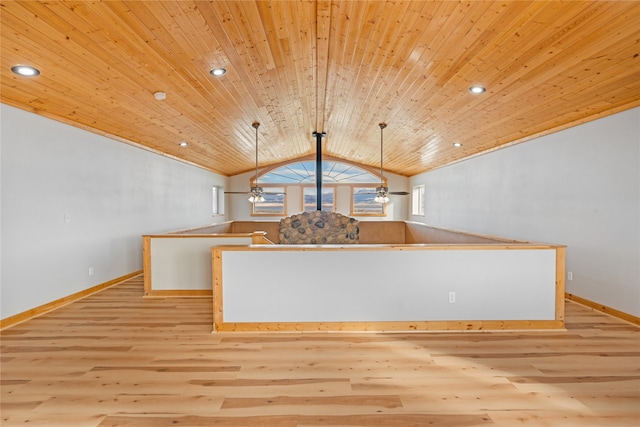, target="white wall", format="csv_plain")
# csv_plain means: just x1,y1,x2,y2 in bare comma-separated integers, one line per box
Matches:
221,247,558,323
227,168,409,221
410,108,640,317
0,104,228,319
